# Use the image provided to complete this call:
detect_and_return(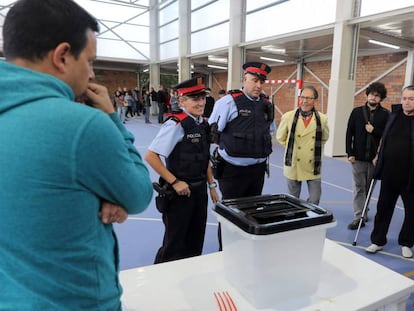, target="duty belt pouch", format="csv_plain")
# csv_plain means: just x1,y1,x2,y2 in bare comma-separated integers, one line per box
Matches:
211,147,224,179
